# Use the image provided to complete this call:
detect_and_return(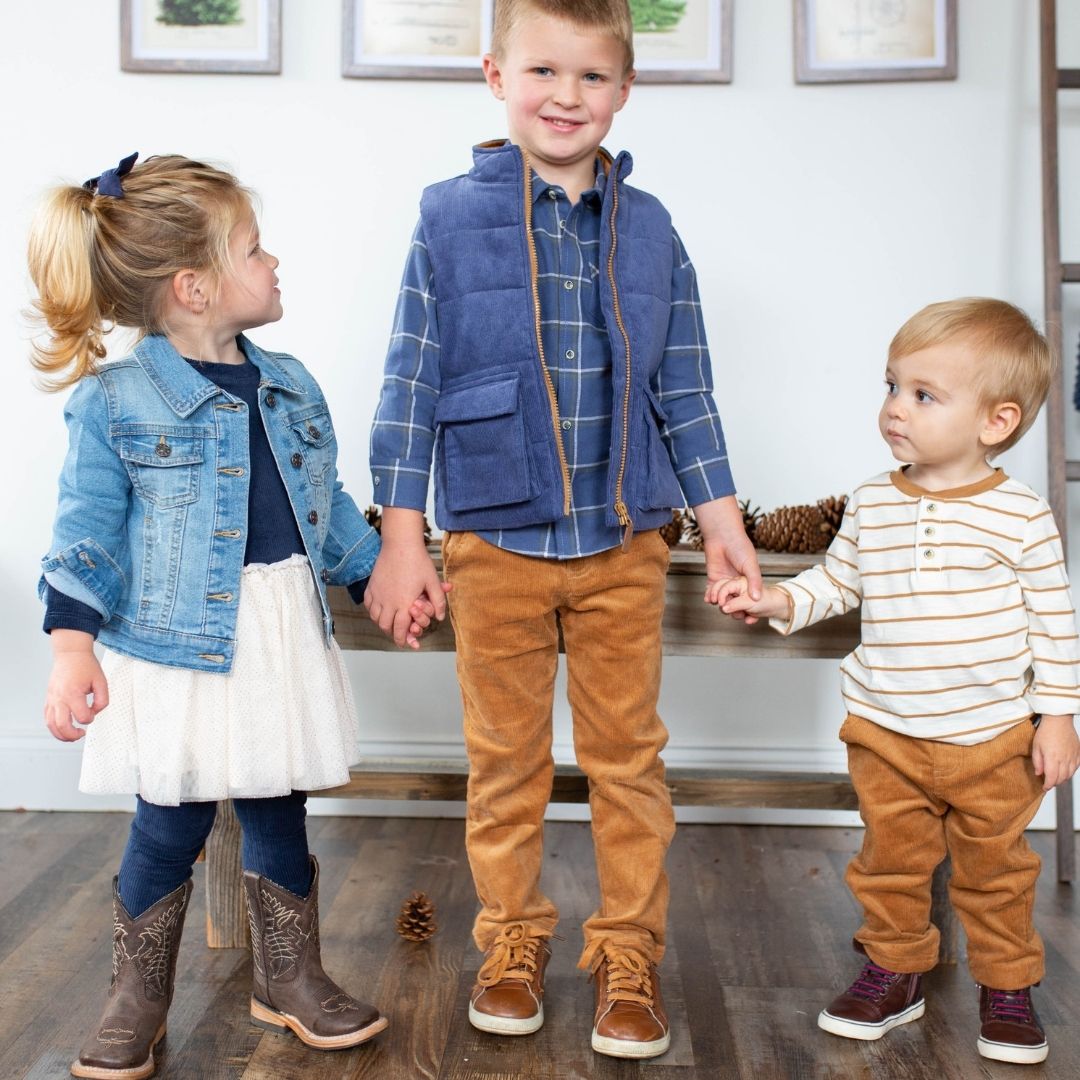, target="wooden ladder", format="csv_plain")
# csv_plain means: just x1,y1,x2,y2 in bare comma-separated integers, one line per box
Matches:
1040,0,1078,882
